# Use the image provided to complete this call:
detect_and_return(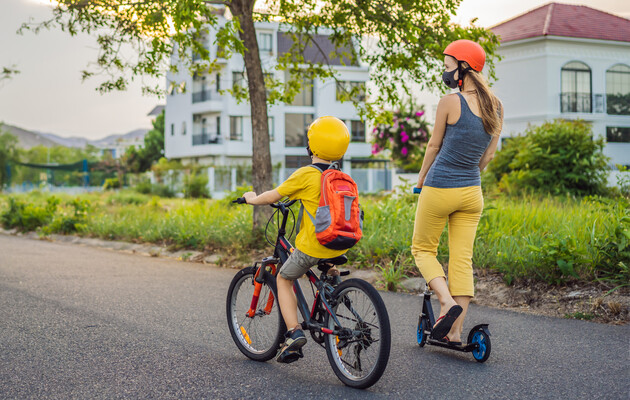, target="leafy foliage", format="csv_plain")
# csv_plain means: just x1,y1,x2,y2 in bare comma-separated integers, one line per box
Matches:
487,120,610,196
123,111,165,173
1,196,59,232
371,106,431,172
183,172,210,198
0,131,19,189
